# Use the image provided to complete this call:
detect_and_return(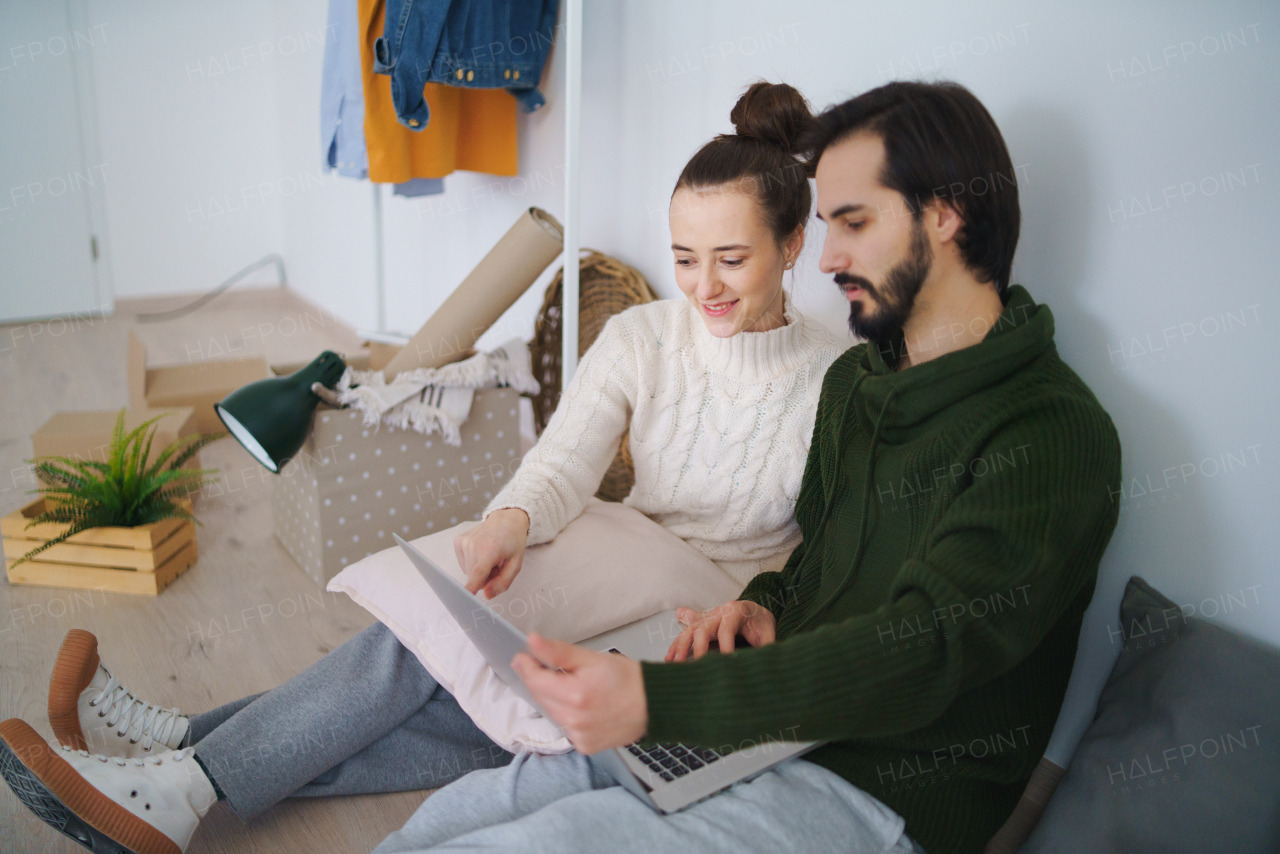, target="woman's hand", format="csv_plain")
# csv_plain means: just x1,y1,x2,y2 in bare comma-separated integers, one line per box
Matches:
453,508,530,598
664,600,777,662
